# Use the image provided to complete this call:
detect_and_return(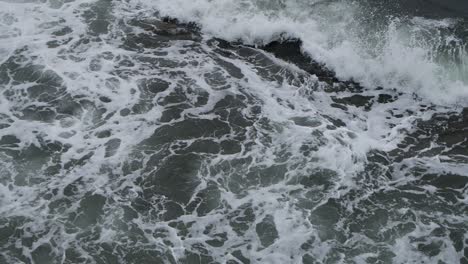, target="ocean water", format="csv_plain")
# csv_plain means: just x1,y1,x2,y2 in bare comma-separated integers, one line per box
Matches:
0,0,467,263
